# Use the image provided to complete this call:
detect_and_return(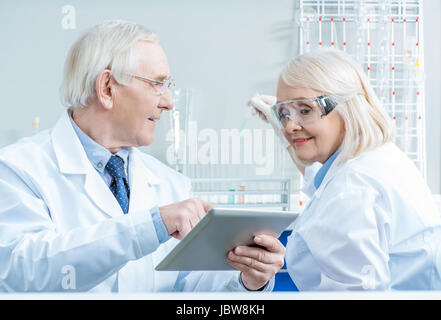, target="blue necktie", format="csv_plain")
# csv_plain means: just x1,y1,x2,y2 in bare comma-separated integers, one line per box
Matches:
105,155,130,214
